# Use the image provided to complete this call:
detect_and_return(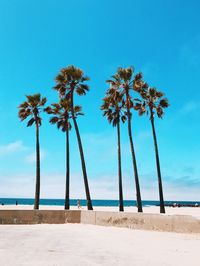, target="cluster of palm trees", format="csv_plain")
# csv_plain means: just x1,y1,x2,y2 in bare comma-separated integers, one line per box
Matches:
18,65,169,213
101,67,169,213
